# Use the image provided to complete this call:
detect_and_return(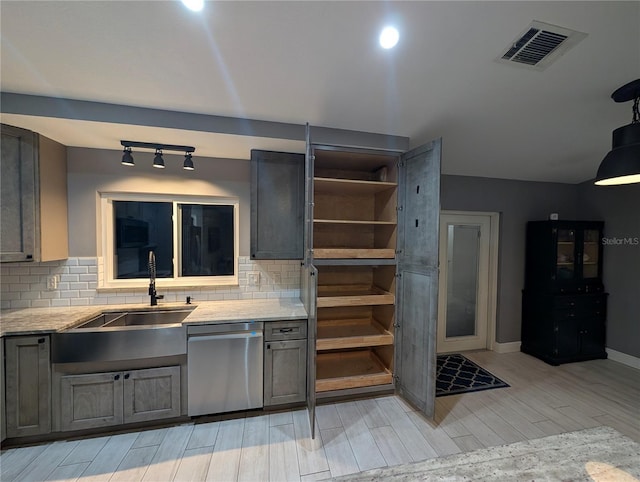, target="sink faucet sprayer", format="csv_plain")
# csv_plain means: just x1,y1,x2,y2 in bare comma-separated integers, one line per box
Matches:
148,251,163,306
